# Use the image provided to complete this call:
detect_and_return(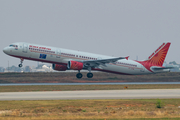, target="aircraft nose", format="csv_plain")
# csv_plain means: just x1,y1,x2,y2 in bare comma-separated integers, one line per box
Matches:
3,47,8,54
